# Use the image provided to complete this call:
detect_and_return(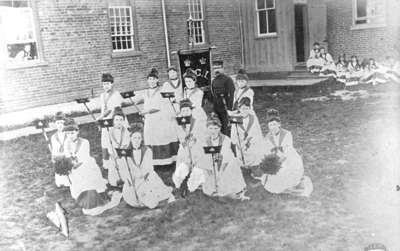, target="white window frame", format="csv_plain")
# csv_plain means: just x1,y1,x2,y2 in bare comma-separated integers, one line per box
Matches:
351,0,386,30
0,0,46,68
188,0,205,45
109,6,135,52
256,0,277,37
